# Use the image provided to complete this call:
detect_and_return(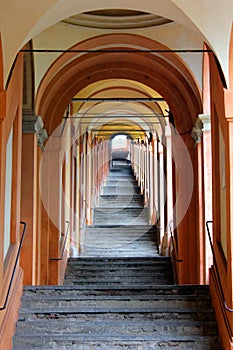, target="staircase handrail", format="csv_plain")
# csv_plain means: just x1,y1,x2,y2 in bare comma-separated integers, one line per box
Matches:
169,221,183,263
50,220,70,261
0,221,27,311
168,221,182,284
206,221,233,313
